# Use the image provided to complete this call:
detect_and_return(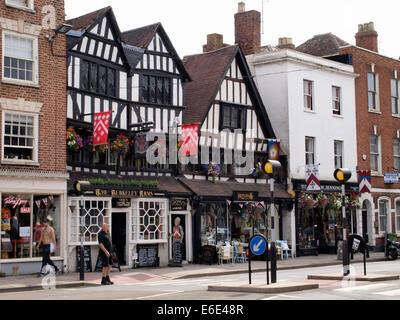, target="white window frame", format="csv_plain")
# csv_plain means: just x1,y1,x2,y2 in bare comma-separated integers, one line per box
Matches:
370,134,381,174
378,198,391,234
395,198,400,234
2,30,39,86
1,110,39,165
334,140,344,169
367,72,380,112
67,197,112,246
303,80,314,111
305,136,315,165
5,0,34,11
392,79,400,116
332,86,342,116
394,138,400,172
130,198,168,244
